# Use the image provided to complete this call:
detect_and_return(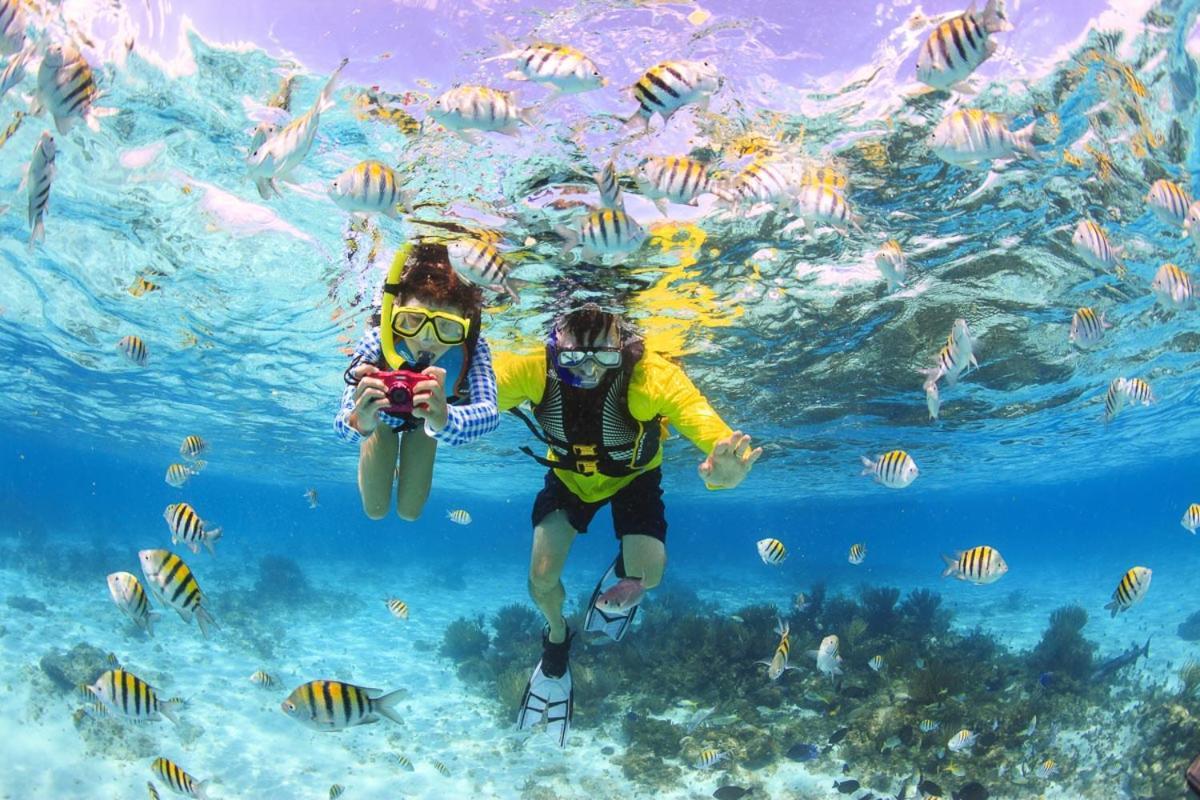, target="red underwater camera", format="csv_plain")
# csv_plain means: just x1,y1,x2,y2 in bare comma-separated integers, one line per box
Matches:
376,369,428,415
